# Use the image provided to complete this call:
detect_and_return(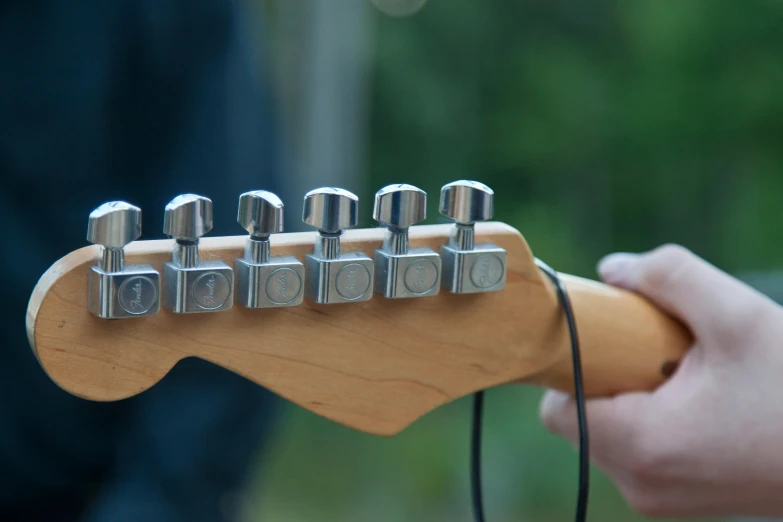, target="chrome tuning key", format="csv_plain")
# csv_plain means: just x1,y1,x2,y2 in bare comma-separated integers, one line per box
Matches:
439,180,507,293
372,184,441,298
235,190,305,308
302,187,374,304
87,202,161,319
161,194,234,313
